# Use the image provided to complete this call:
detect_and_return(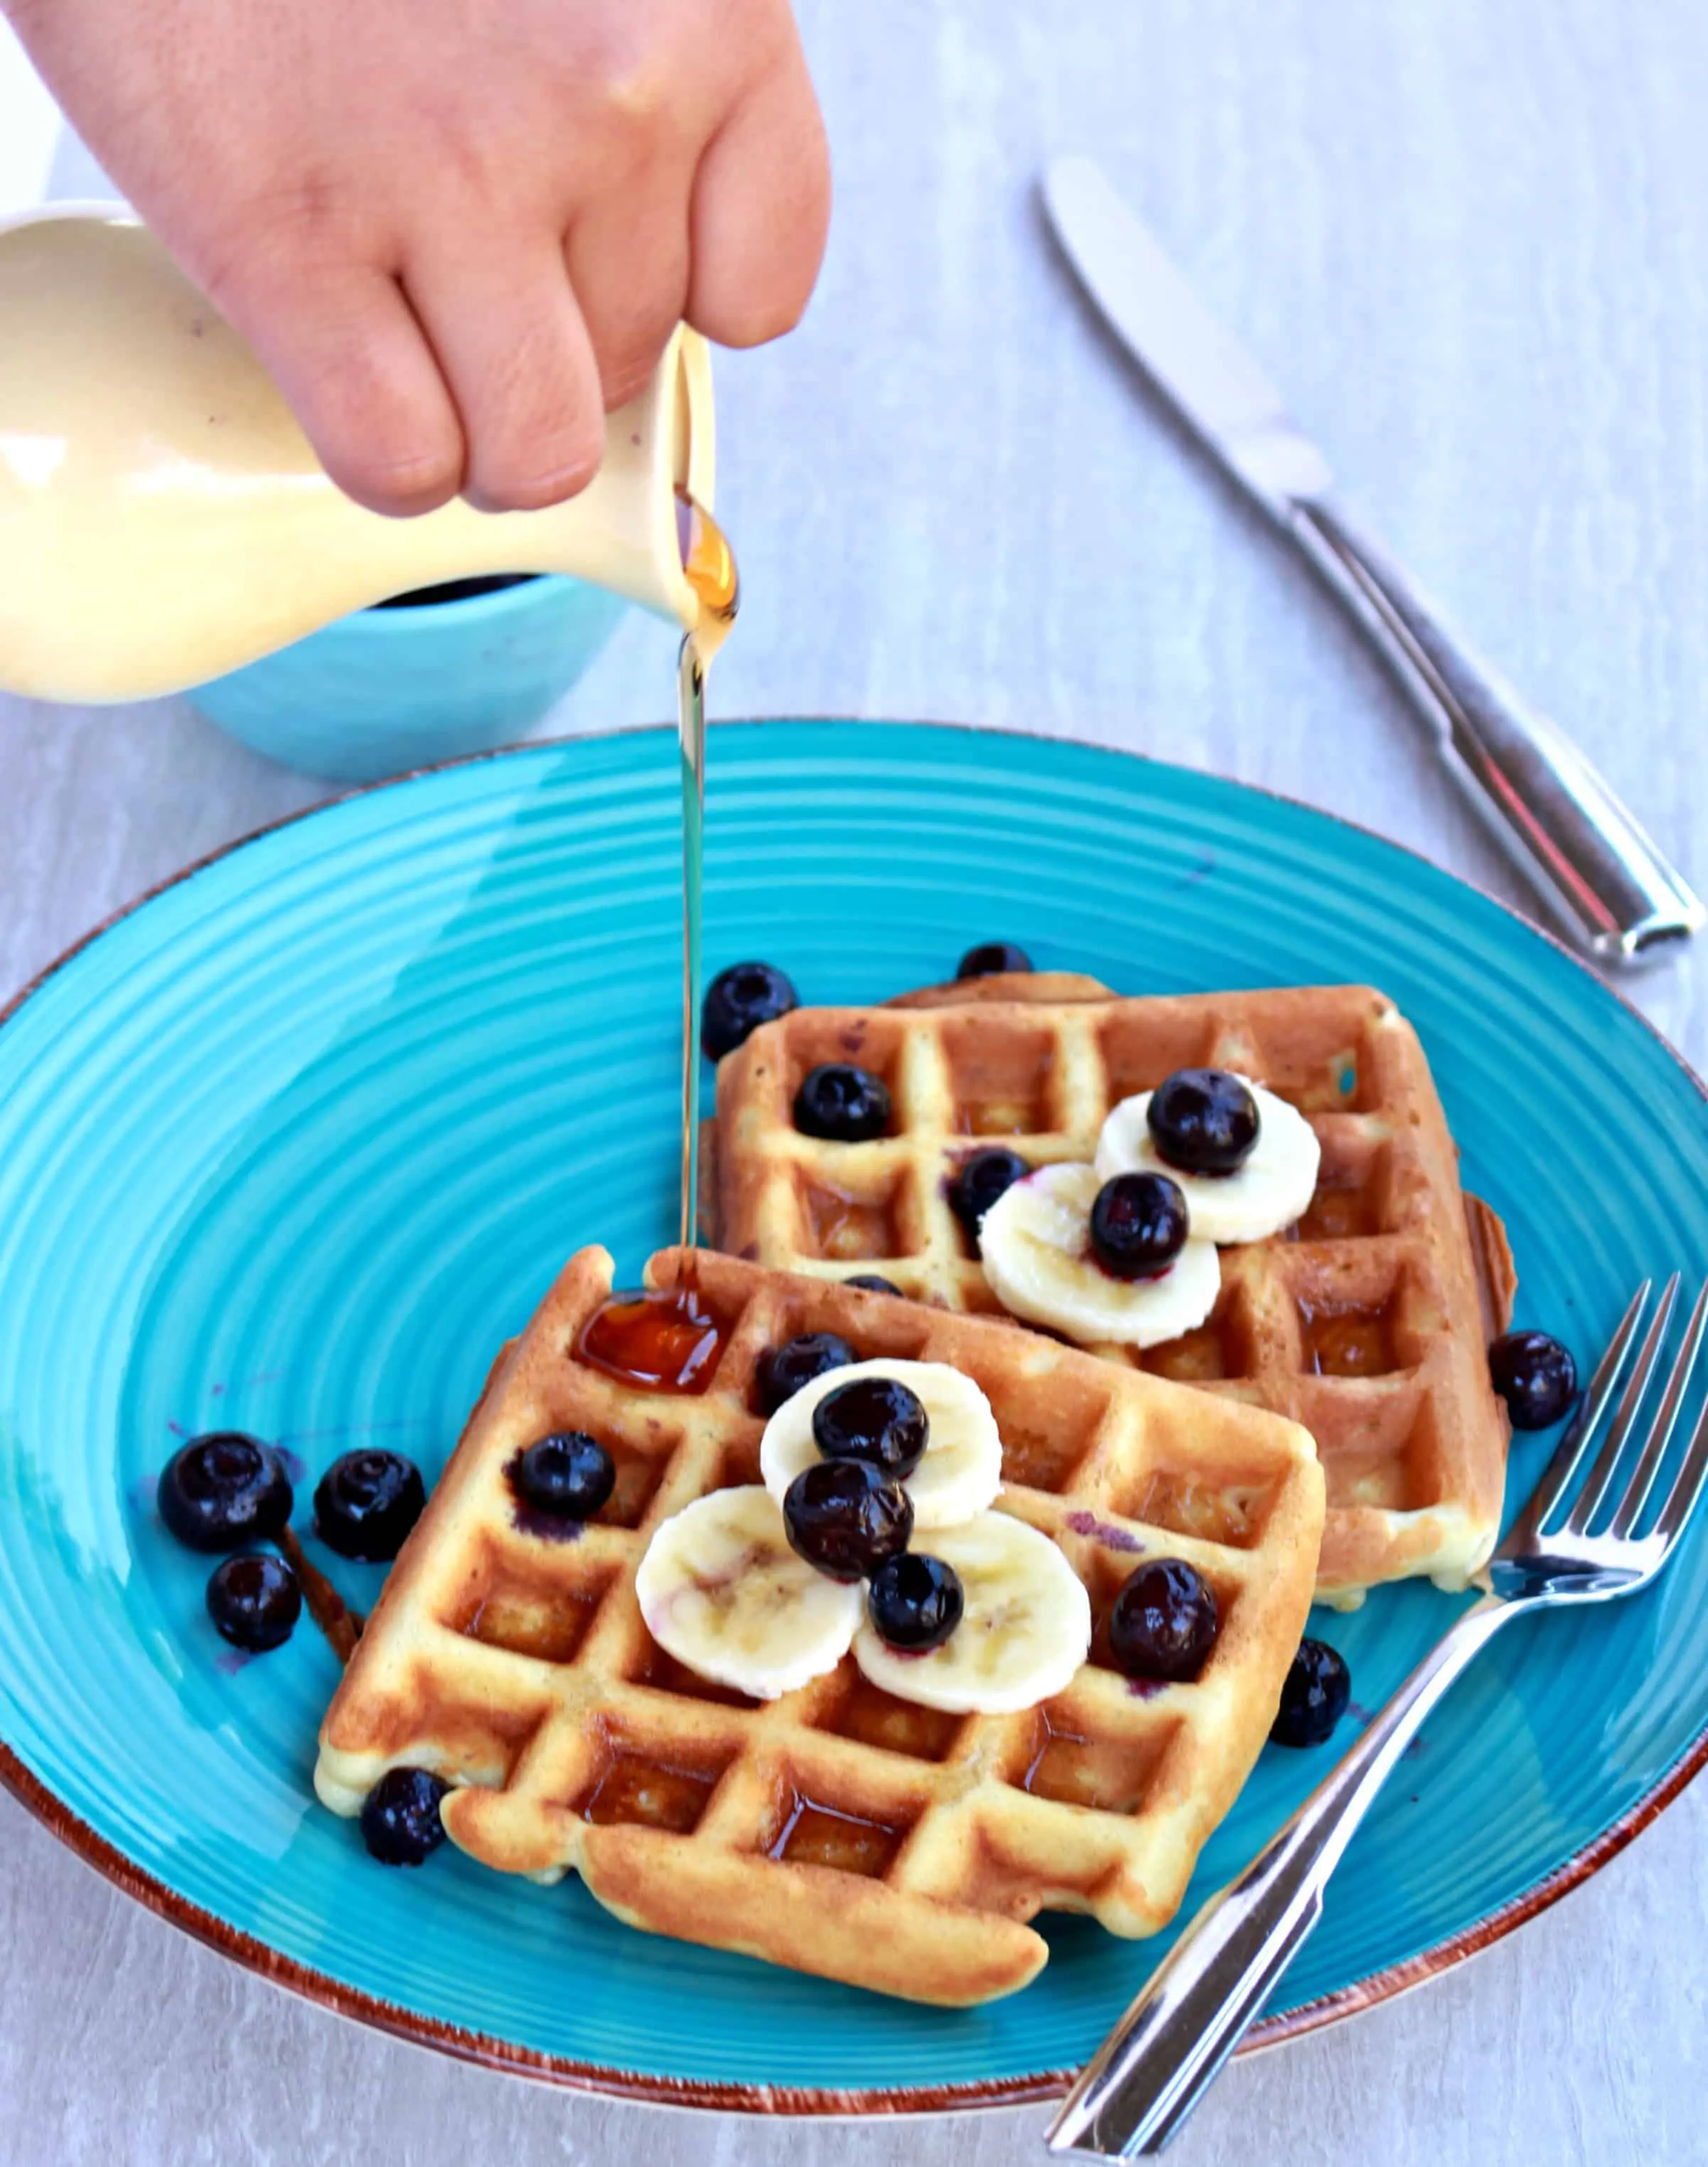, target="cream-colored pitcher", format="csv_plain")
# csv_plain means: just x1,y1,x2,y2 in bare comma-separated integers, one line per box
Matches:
0,207,724,702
